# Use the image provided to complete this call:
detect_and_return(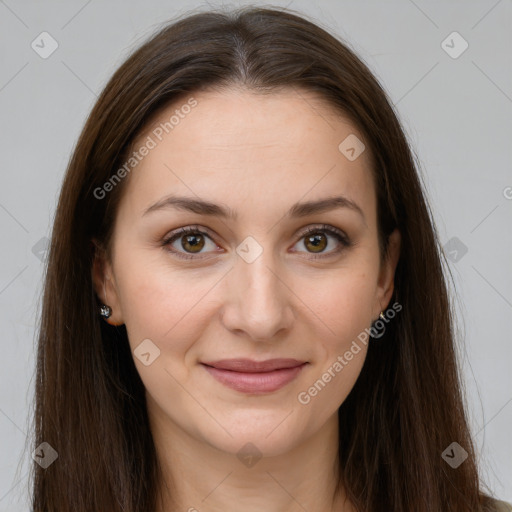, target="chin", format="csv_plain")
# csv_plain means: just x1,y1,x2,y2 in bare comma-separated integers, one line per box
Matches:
194,409,310,459
206,430,303,460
